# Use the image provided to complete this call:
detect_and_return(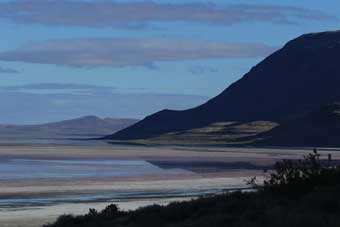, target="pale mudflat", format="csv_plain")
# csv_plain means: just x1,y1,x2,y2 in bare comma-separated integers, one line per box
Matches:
0,144,338,227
